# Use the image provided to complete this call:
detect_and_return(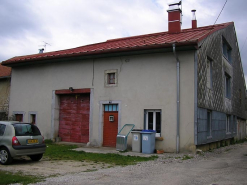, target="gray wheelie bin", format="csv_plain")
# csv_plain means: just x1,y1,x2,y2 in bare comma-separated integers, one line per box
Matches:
141,130,156,154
